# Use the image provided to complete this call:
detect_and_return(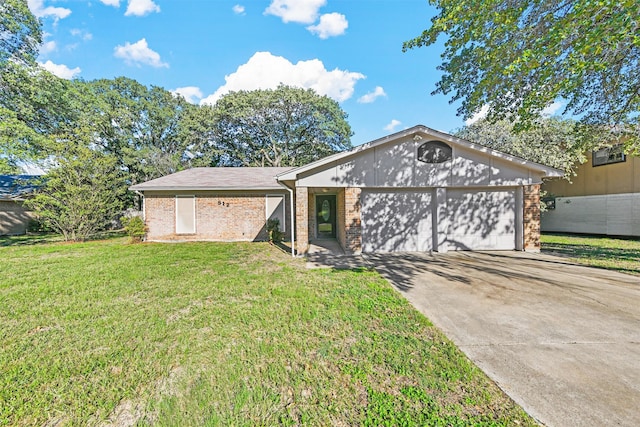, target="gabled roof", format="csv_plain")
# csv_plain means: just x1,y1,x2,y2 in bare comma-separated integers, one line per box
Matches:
0,175,43,200
277,124,564,181
129,167,294,191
